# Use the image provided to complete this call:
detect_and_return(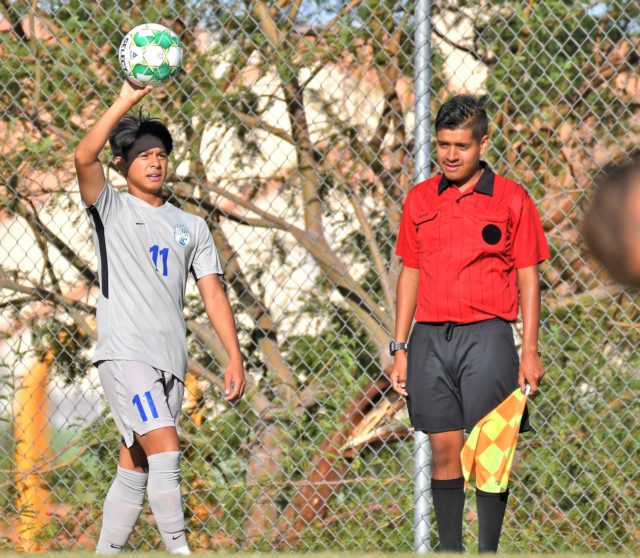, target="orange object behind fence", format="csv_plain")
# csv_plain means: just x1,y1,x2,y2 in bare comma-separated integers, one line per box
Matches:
14,351,53,551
